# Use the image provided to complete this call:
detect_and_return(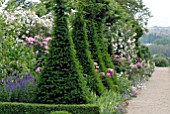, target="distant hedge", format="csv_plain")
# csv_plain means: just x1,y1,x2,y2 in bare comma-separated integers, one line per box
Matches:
153,56,169,67
0,102,101,114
